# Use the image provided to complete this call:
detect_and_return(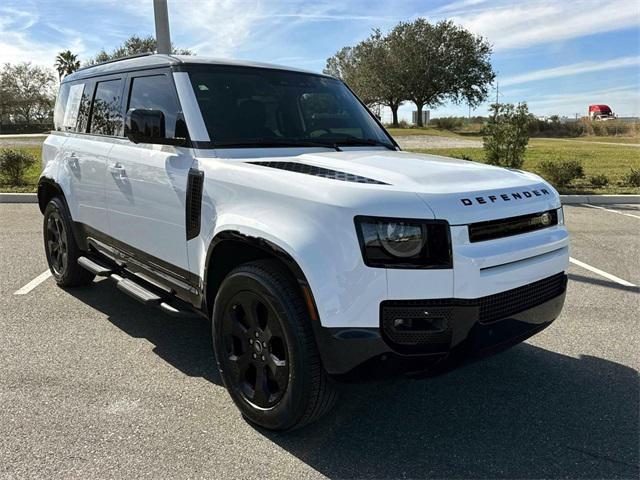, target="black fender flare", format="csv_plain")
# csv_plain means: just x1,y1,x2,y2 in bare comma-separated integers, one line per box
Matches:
202,230,320,321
